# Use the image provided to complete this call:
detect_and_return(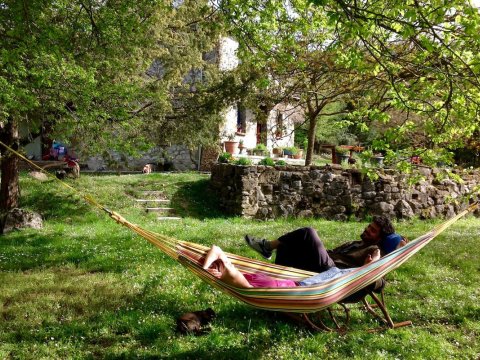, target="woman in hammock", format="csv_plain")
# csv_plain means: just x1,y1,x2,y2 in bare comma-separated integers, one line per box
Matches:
202,245,381,289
